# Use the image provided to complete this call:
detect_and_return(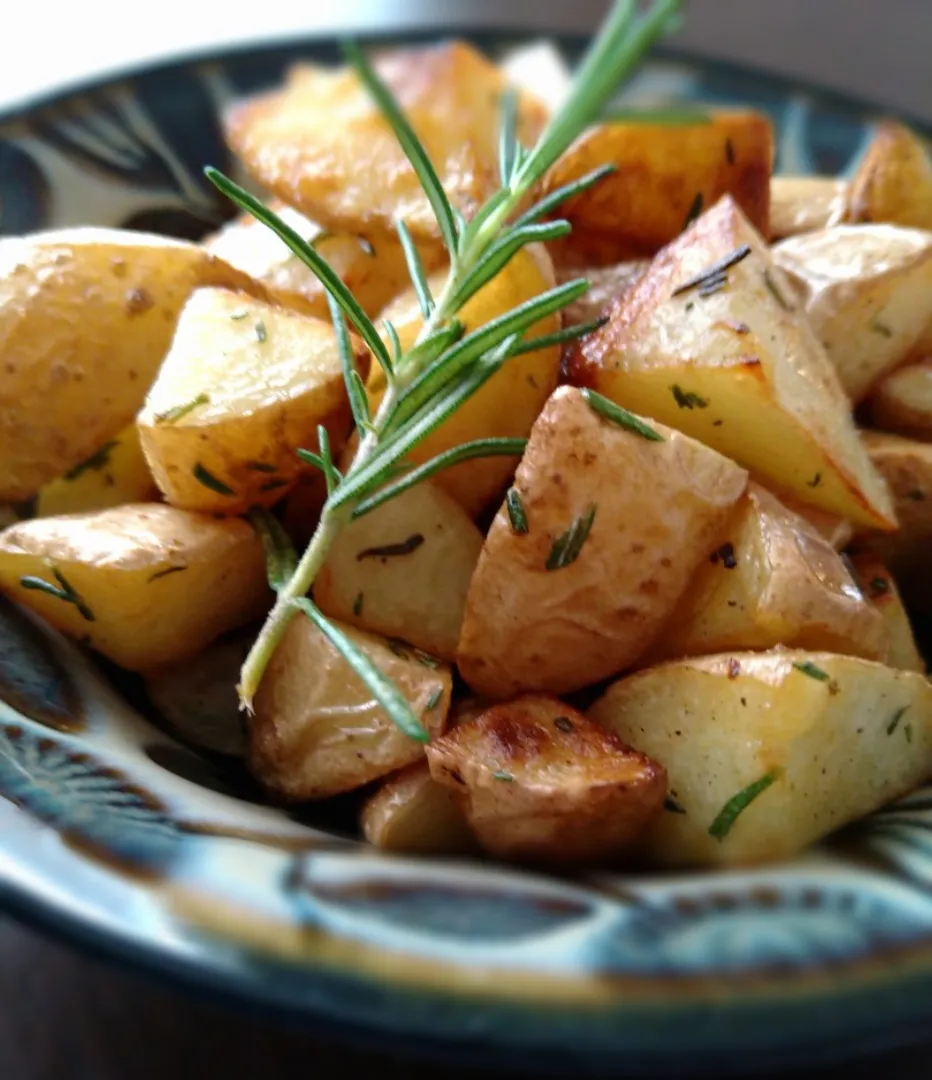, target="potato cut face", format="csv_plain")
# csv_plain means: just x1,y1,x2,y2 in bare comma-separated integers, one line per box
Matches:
426,695,666,863
772,491,853,552
859,432,932,612
774,224,932,401
35,423,159,518
567,196,897,530
848,121,932,232
769,176,849,241
541,110,772,265
869,360,932,440
225,42,547,242
457,386,748,698
0,228,258,501
370,246,561,518
652,485,886,663
361,759,477,855
849,553,925,674
250,617,451,801
204,201,445,319
314,481,483,661
588,650,932,867
0,503,269,671
137,288,351,514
